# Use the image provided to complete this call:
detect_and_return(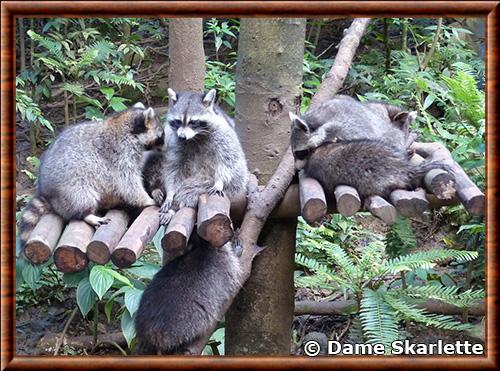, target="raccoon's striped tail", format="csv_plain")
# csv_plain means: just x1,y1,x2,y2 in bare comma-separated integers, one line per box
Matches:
410,160,455,188
18,196,51,245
